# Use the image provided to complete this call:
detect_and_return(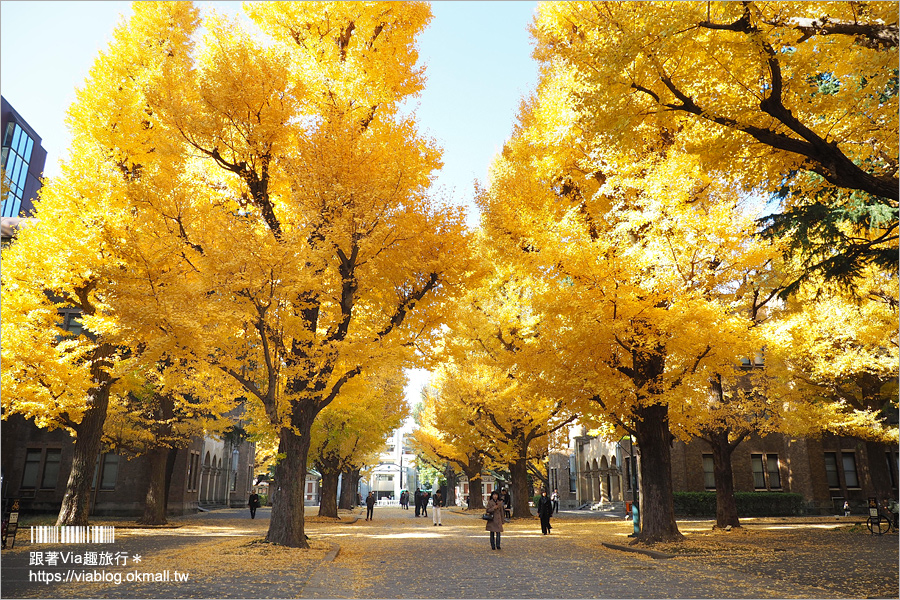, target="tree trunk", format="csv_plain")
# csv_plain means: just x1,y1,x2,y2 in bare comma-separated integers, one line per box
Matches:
140,445,169,525
633,402,683,544
56,344,115,526
164,447,178,513
141,393,176,525
317,466,340,518
445,467,458,507
351,469,362,505
338,468,357,510
267,422,312,548
708,430,741,529
465,473,485,510
509,448,532,518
